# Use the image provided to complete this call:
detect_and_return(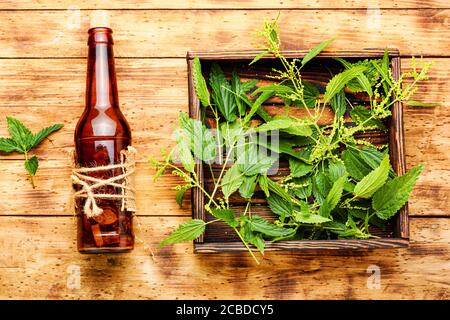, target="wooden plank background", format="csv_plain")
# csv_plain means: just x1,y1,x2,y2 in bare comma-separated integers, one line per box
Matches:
0,1,449,299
